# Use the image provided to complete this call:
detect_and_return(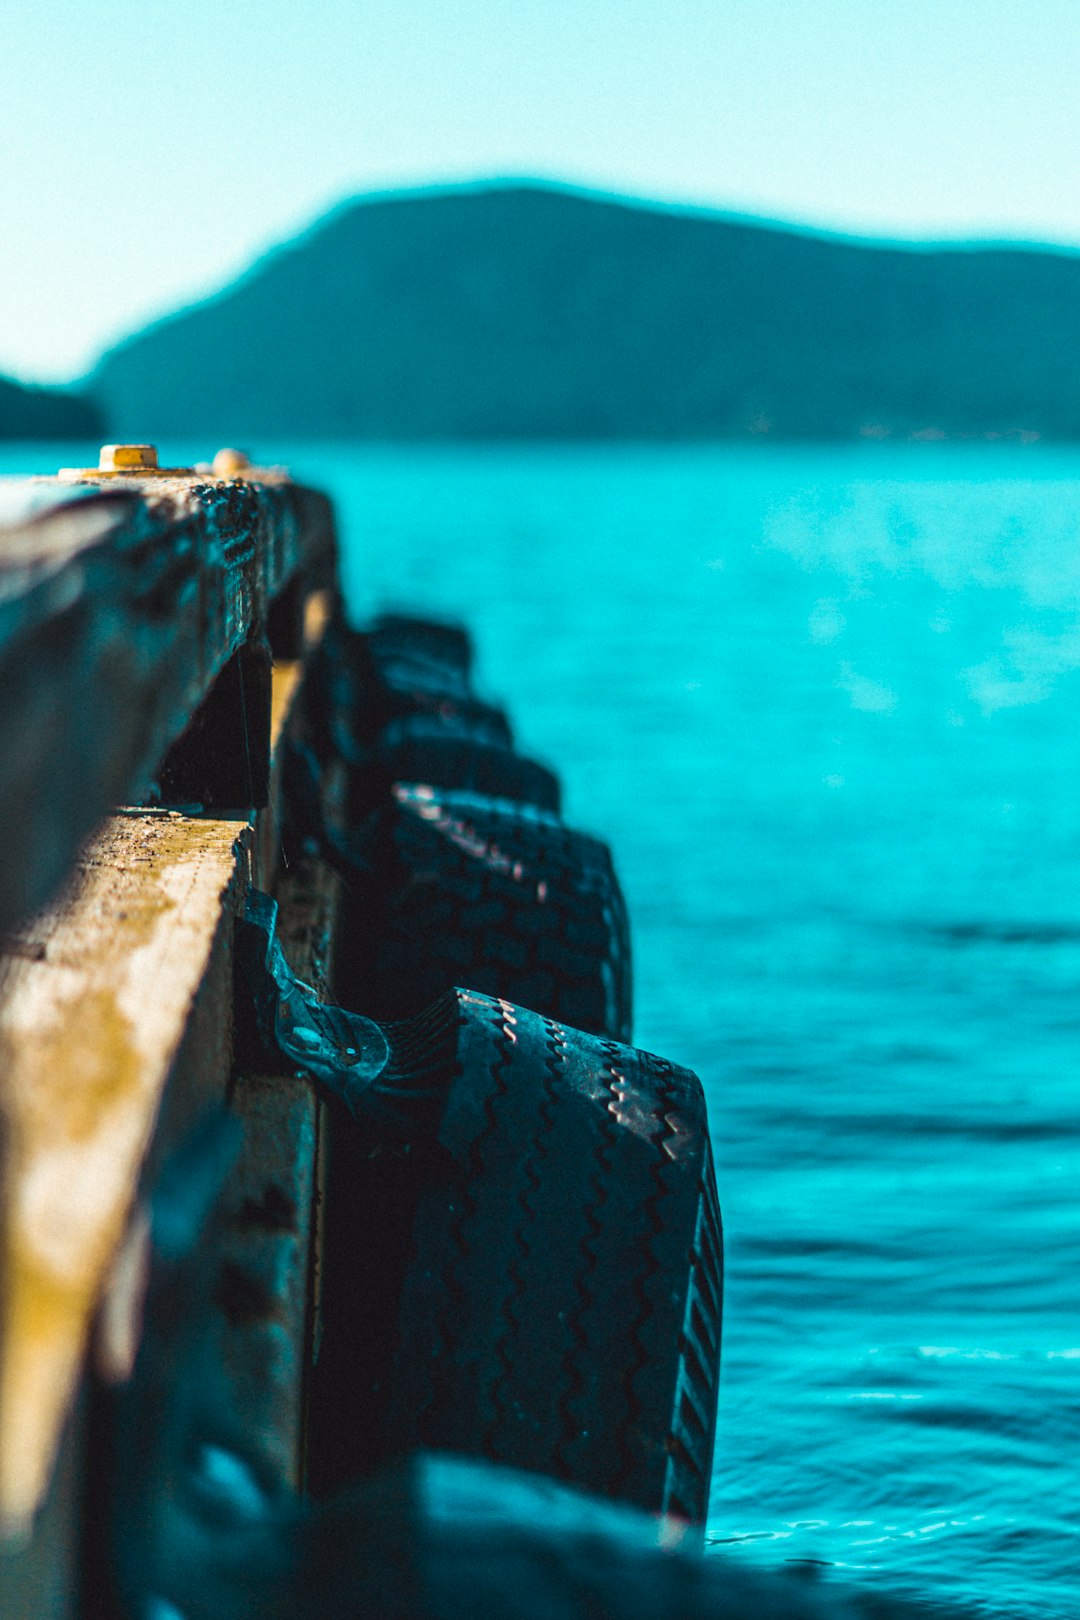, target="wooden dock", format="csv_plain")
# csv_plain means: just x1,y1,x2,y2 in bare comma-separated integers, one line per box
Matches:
0,451,339,1613
0,447,736,1620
